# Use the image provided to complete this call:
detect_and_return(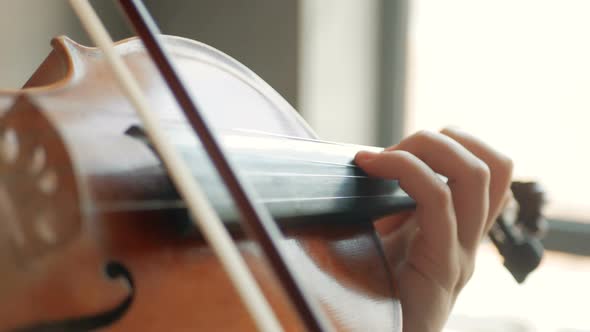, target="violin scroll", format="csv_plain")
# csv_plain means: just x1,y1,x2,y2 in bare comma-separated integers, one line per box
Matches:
489,181,547,283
